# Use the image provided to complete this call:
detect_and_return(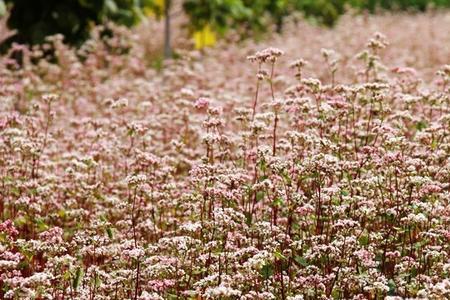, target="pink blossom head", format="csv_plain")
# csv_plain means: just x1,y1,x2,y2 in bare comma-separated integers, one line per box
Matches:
0,220,19,237
194,97,210,111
